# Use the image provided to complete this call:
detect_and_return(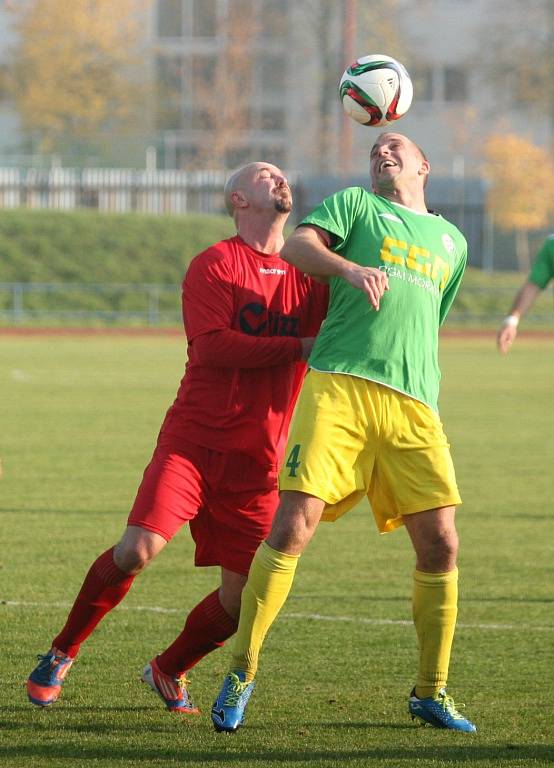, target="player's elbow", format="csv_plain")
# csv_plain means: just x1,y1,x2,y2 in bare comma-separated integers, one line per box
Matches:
281,235,302,266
